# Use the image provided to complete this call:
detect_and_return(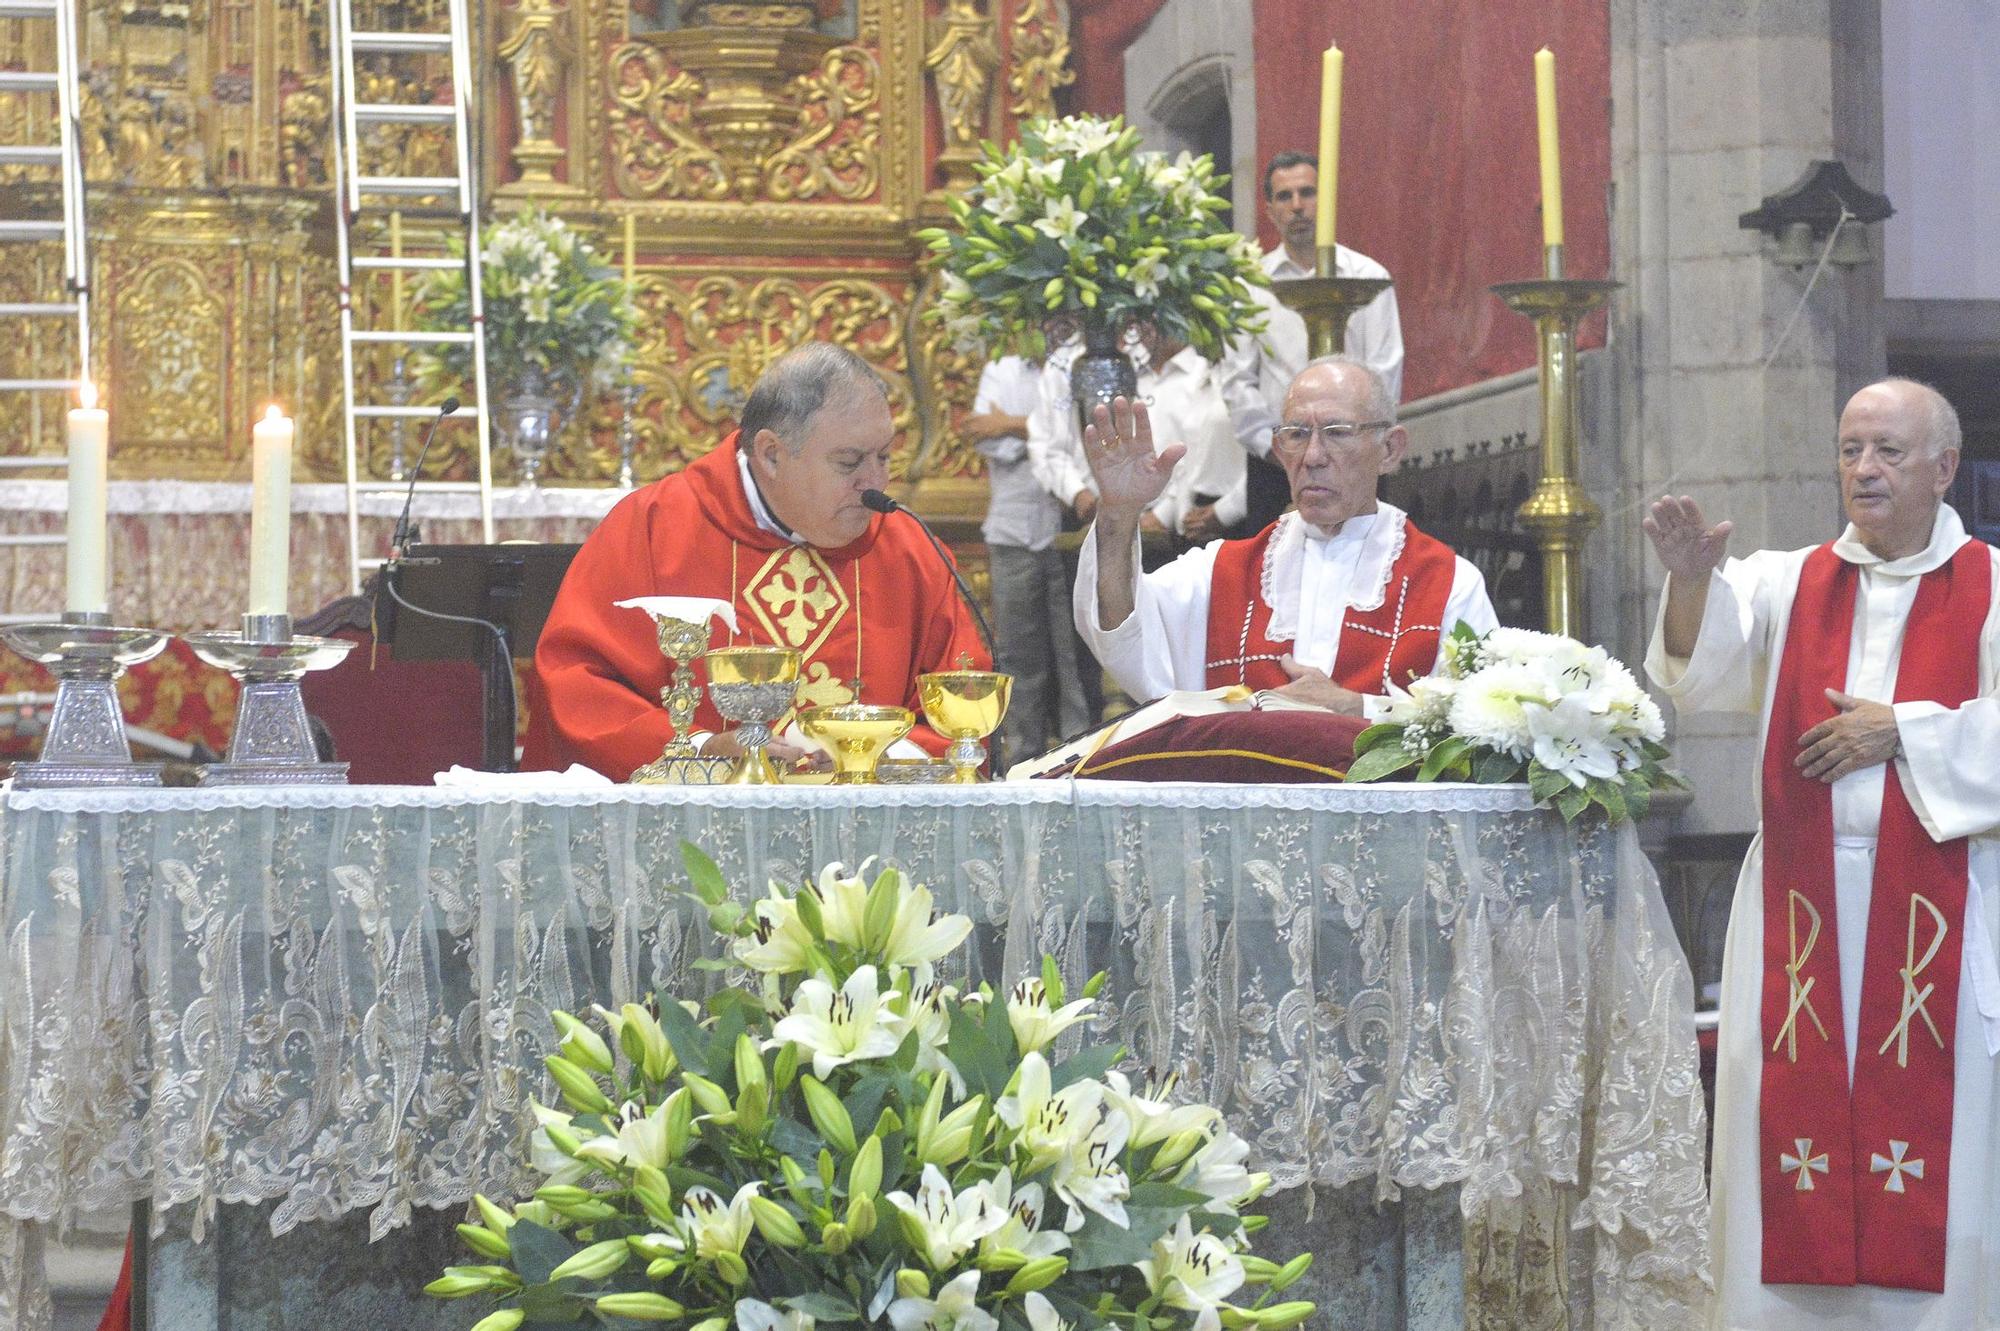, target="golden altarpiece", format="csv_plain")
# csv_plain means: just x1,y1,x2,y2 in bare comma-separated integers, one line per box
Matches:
0,0,1072,508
